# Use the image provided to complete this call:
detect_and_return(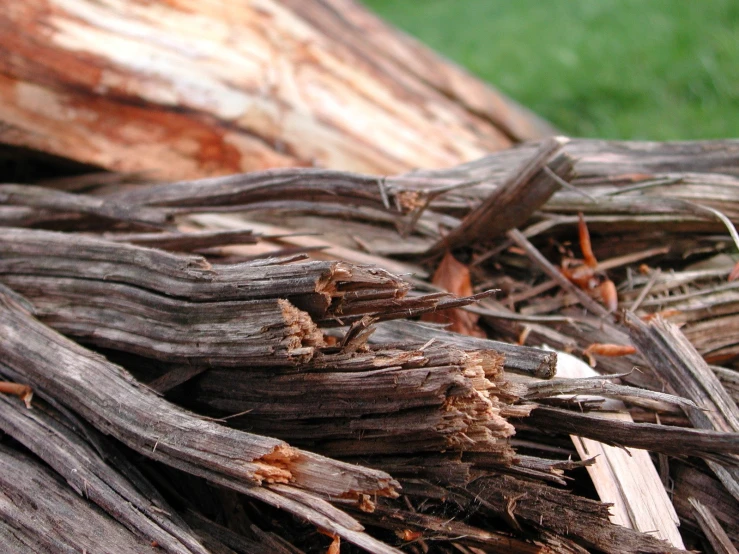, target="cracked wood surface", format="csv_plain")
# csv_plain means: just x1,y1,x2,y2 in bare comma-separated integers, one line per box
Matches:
0,0,553,179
